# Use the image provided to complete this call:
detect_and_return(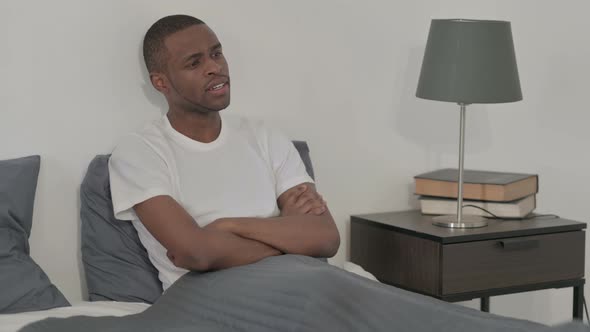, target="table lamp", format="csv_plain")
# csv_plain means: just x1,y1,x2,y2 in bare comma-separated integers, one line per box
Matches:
416,19,522,228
